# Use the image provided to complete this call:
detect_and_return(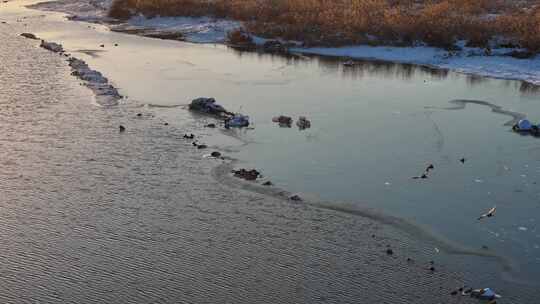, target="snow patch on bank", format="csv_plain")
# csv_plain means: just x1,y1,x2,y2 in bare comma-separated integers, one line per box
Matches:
29,0,113,22
124,16,240,43
292,45,540,85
